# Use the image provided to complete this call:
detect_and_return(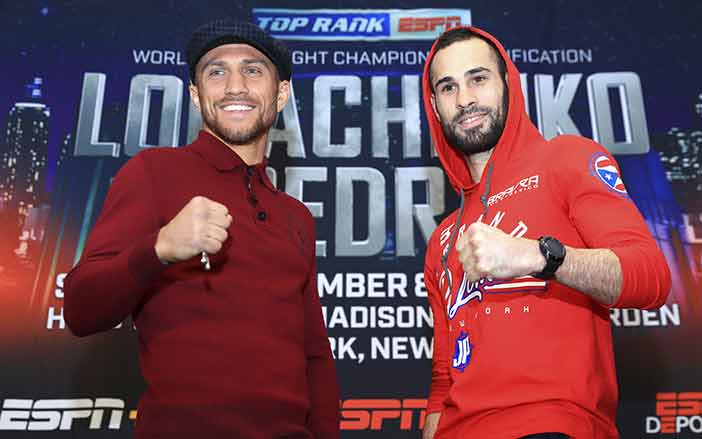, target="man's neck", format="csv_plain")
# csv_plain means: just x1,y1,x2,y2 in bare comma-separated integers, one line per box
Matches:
204,127,267,165
464,149,494,183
